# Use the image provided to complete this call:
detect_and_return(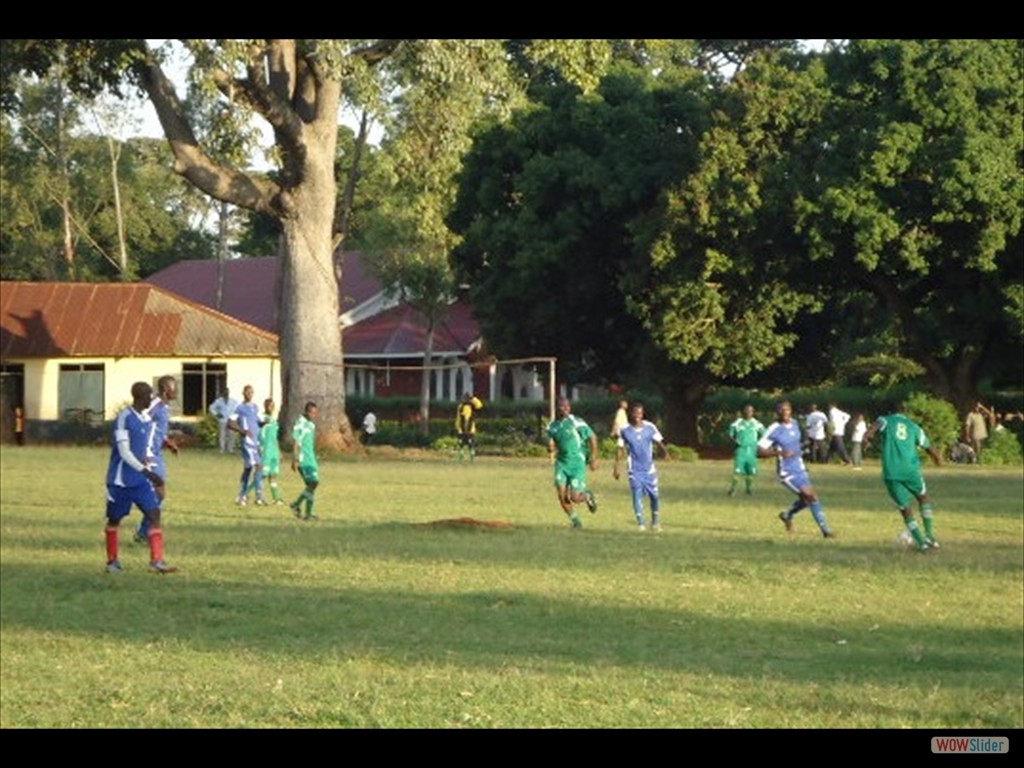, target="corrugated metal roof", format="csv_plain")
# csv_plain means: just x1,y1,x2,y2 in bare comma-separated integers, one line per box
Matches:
144,252,381,334
344,299,481,358
0,281,278,359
